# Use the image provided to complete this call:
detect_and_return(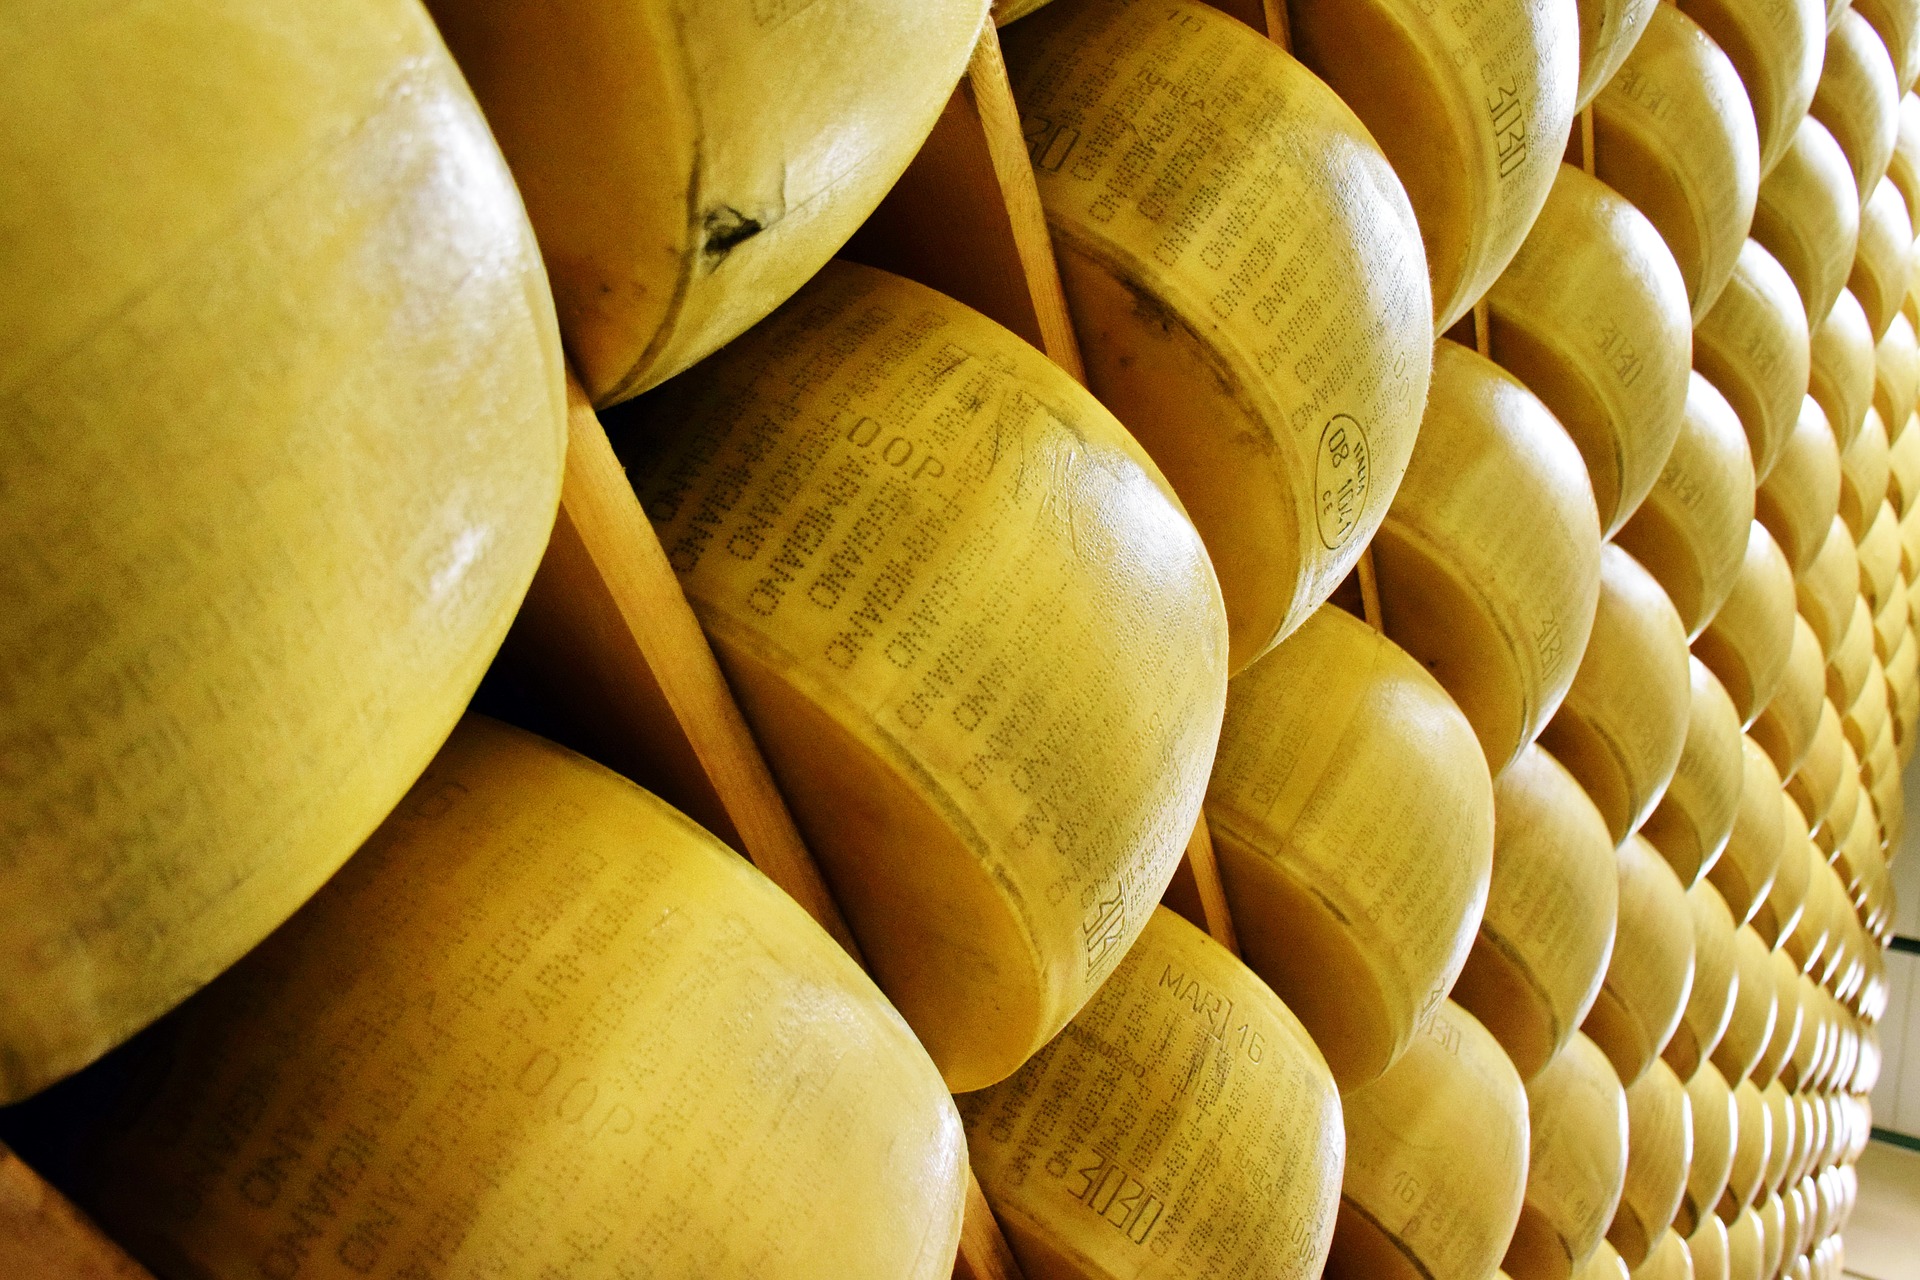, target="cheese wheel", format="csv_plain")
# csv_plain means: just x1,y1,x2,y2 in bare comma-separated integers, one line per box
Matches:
1540,547,1694,842
616,261,1227,1090
1286,0,1578,329
1757,400,1844,572
1815,738,1864,853
1695,241,1815,481
1754,955,1810,1087
1627,1231,1696,1279
963,908,1344,1280
1712,926,1783,1082
1681,1065,1741,1236
1754,815,1817,948
0,0,570,1103
1693,523,1800,725
1782,703,1844,844
1859,500,1906,604
1843,658,1892,752
1207,605,1495,1089
1686,1212,1731,1280
1585,835,1698,1083
1809,11,1903,199
1810,290,1879,449
1890,94,1920,221
1725,1208,1765,1280
1873,575,1911,656
1785,860,1841,971
1641,662,1746,886
1752,117,1864,324
1827,602,1875,721
1507,1033,1631,1280
1455,746,1620,1081
1005,0,1432,672
61,718,968,1280
1609,1060,1696,1267
1327,1002,1531,1280
1581,1241,1636,1280
1706,738,1786,924
1616,377,1759,637
423,0,982,406
1887,395,1920,507
1665,883,1744,1078
1751,616,1831,777
1675,0,1826,177
1579,0,1661,110
1796,520,1864,655
1852,178,1918,338
1839,409,1895,538
1590,5,1763,319
1901,495,1920,569
1835,793,1886,886
1722,1078,1774,1214
1764,1086,1800,1195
